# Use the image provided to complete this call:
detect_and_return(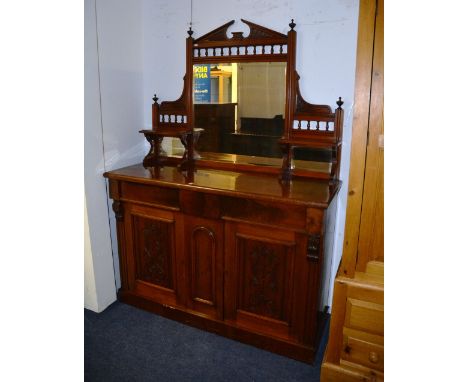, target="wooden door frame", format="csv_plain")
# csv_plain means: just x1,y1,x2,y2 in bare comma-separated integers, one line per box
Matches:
341,0,382,278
